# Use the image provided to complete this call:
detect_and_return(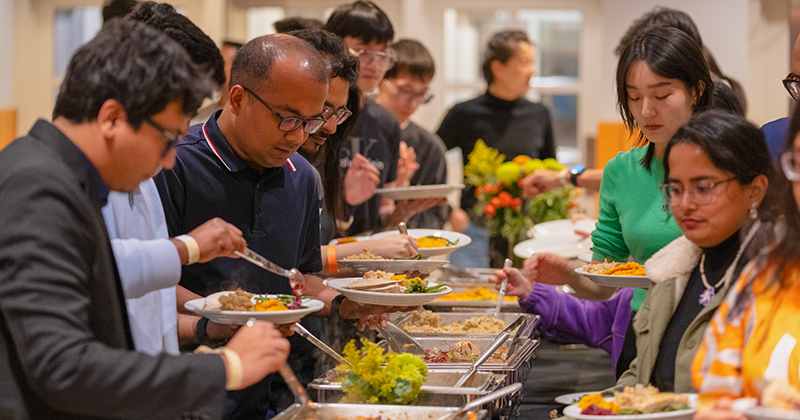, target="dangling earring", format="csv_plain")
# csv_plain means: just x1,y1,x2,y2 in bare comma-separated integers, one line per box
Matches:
750,202,758,220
